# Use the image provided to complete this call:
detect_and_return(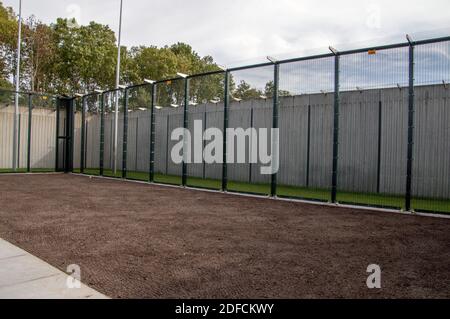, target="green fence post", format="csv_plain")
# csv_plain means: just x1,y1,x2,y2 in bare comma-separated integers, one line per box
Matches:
27,93,32,172
270,62,280,197
405,35,415,212
80,96,86,174
149,84,156,182
99,93,105,176
182,77,189,186
65,98,74,173
330,47,340,203
55,98,60,171
222,71,230,192
376,91,382,194
306,103,311,187
122,89,129,179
